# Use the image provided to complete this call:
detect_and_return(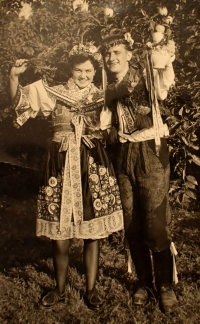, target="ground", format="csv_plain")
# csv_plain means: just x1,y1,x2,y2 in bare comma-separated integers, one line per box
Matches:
0,164,200,324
